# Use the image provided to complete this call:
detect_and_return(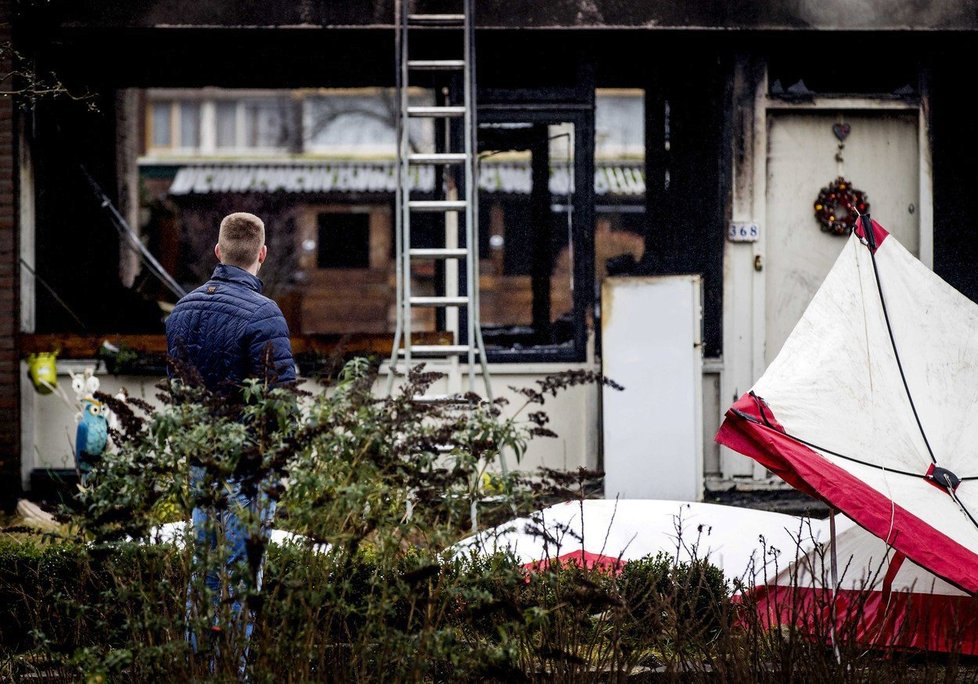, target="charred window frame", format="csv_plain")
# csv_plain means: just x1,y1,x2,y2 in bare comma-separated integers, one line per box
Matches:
473,107,595,363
